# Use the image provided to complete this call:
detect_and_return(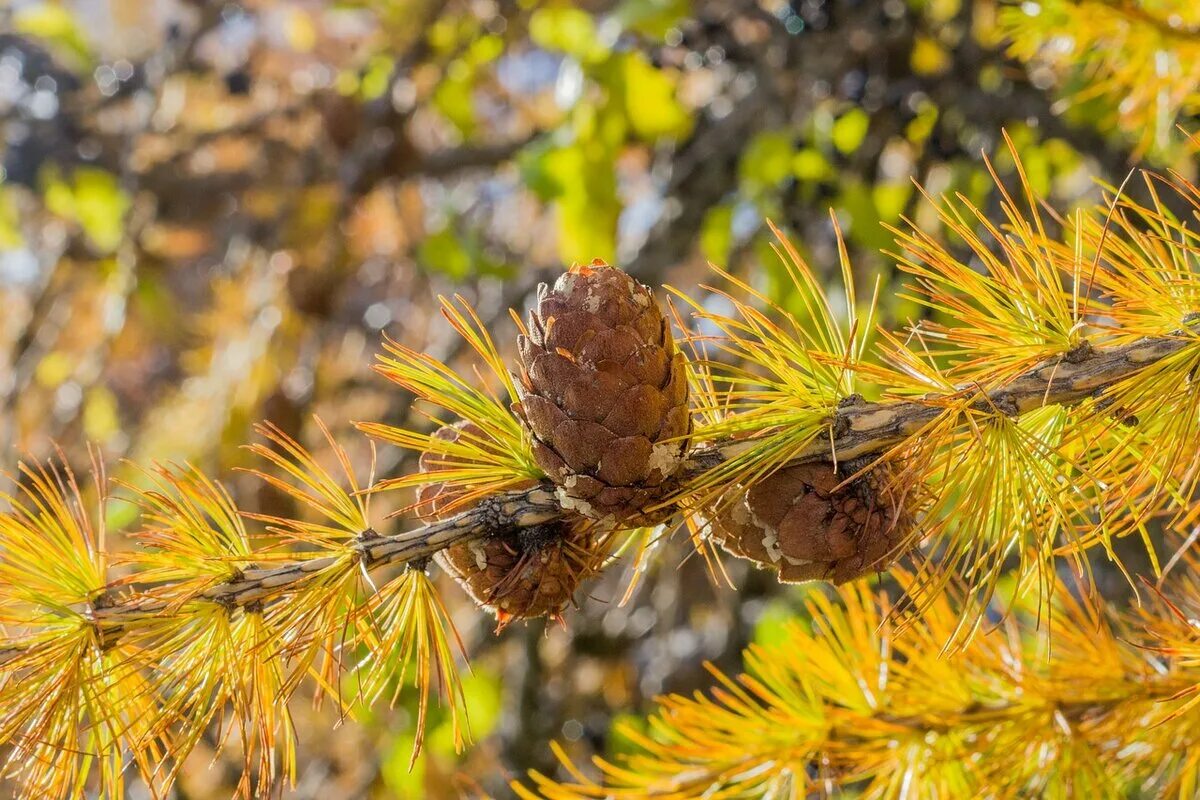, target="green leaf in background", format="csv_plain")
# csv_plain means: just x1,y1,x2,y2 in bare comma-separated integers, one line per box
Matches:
426,13,468,54
791,148,832,182
965,164,994,208
360,54,394,100
381,732,425,797
14,3,92,68
432,34,503,137
832,108,870,155
752,599,804,649
557,193,618,264
616,0,691,38
419,225,510,279
465,33,504,67
83,386,121,442
1024,149,1052,197
518,138,569,200
906,101,939,145
530,6,608,63
911,34,951,76
543,142,618,263
739,130,795,193
434,64,477,137
41,167,130,253
379,668,502,796
872,181,913,222
437,669,503,752
103,490,141,534
0,187,23,249
837,179,893,255
35,350,73,388
619,52,693,142
572,97,629,151
419,226,472,279
700,204,733,266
